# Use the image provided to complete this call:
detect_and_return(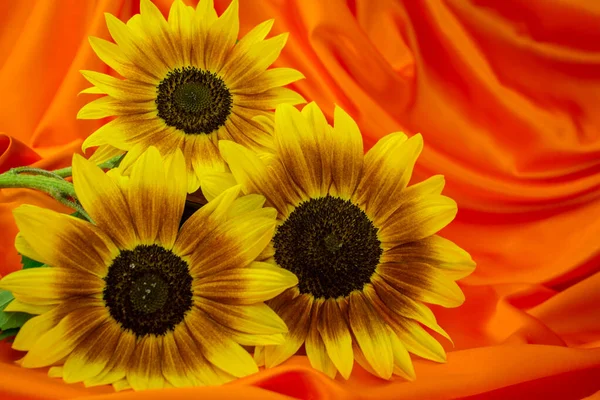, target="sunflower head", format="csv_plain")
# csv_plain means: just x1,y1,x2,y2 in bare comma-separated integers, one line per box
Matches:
203,102,476,380
0,147,298,390
78,0,305,192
